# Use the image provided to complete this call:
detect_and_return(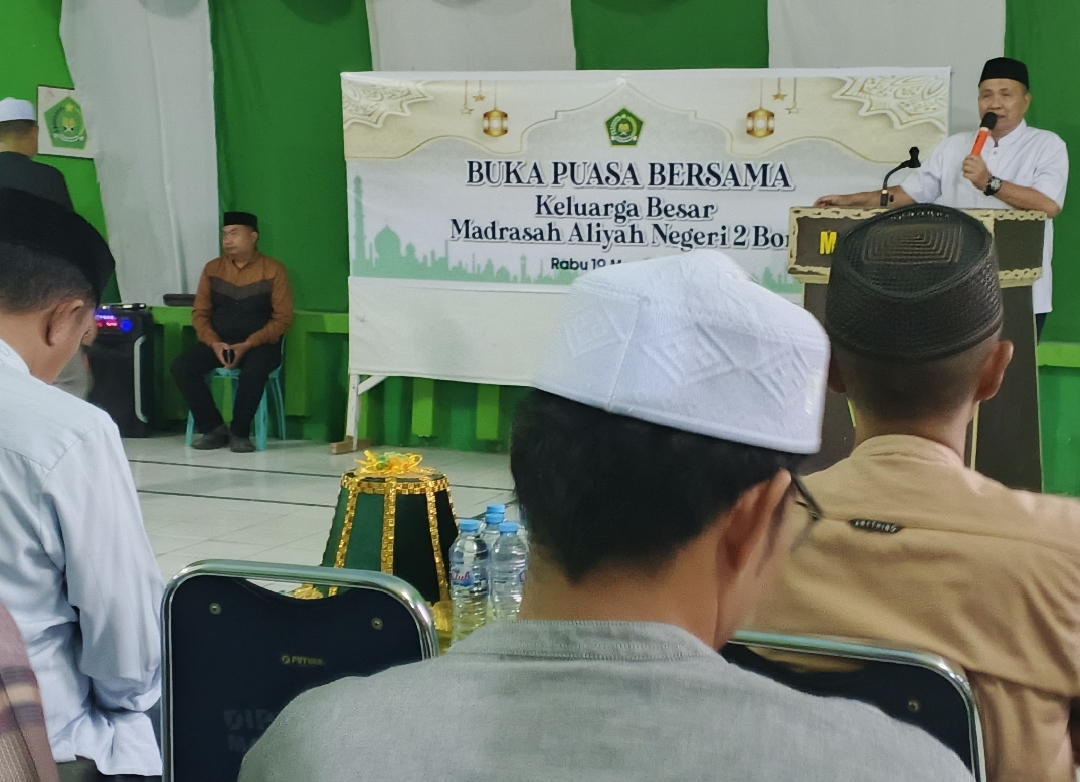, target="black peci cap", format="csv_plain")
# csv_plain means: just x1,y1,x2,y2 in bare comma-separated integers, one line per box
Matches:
825,204,1003,362
0,188,114,303
223,211,258,231
980,57,1029,89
